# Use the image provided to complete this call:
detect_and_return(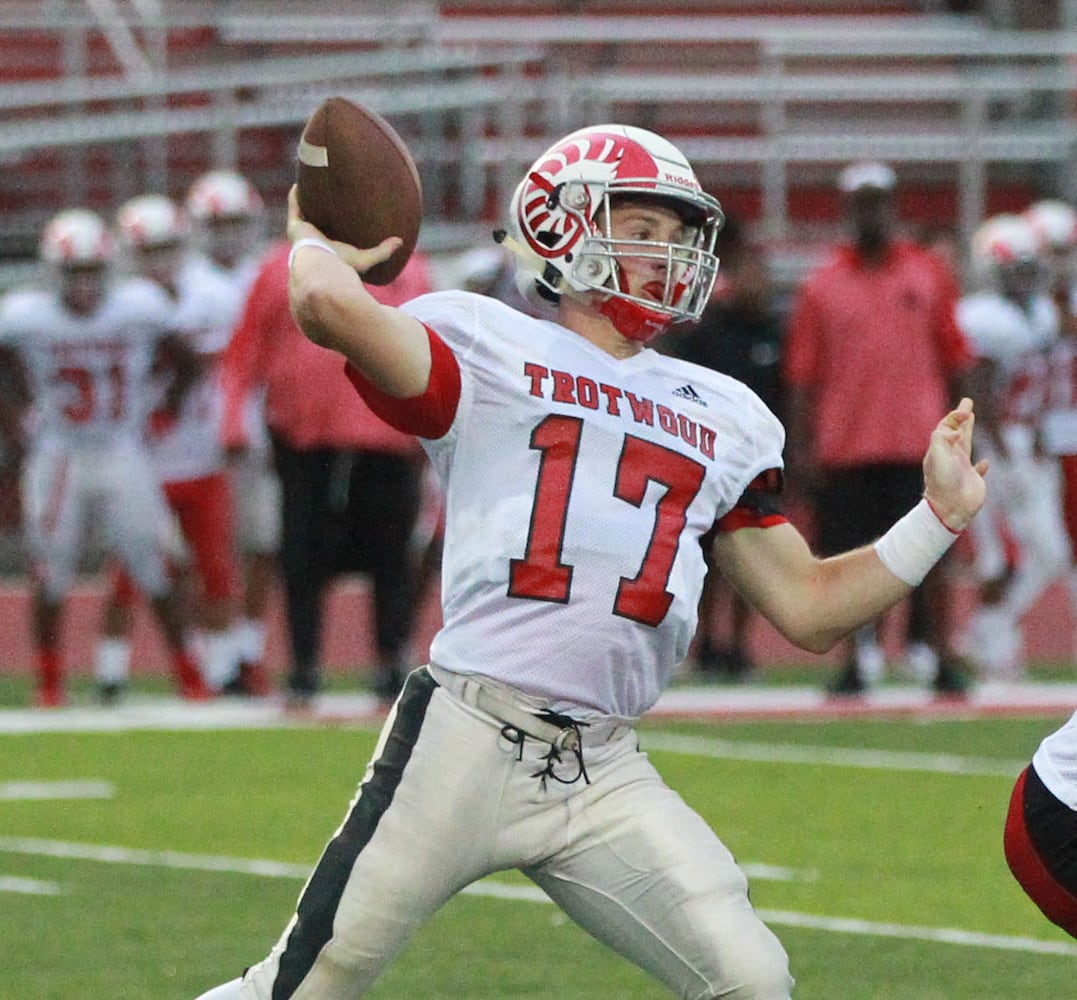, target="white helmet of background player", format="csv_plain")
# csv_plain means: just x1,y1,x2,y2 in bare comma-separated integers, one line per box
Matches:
185,169,263,221
114,193,189,249
970,213,1043,299
1026,199,1077,250
114,194,188,290
40,208,114,315
506,124,723,343
39,208,114,266
1026,199,1077,292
